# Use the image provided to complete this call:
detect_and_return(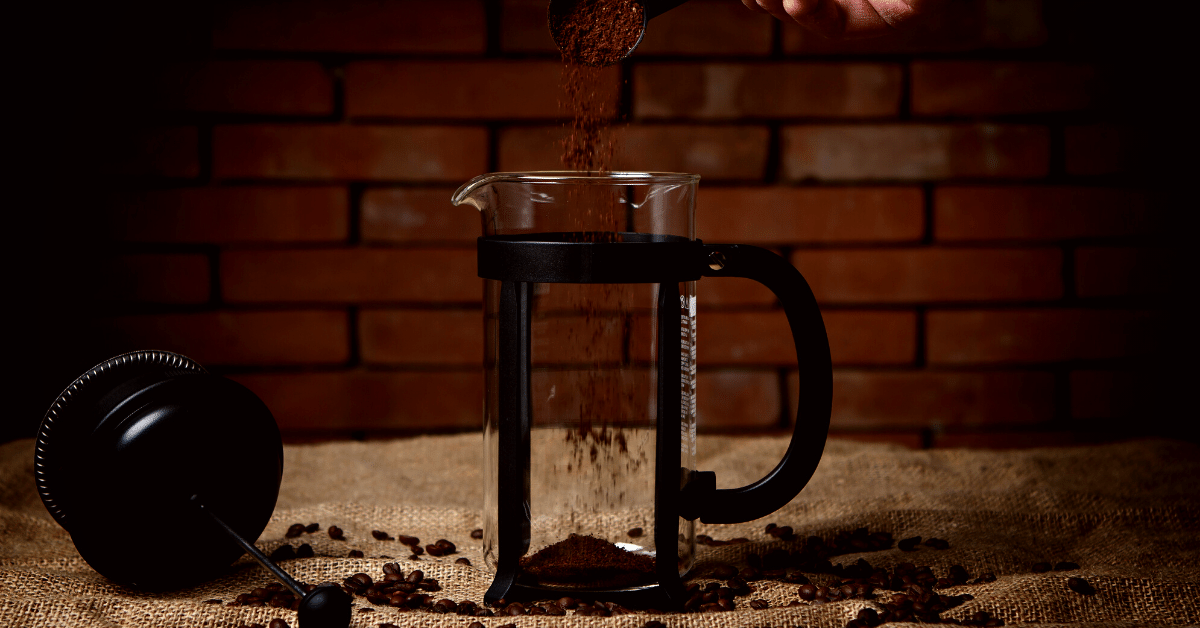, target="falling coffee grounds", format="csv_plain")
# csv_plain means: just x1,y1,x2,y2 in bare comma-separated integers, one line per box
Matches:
520,533,656,589
555,0,643,171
